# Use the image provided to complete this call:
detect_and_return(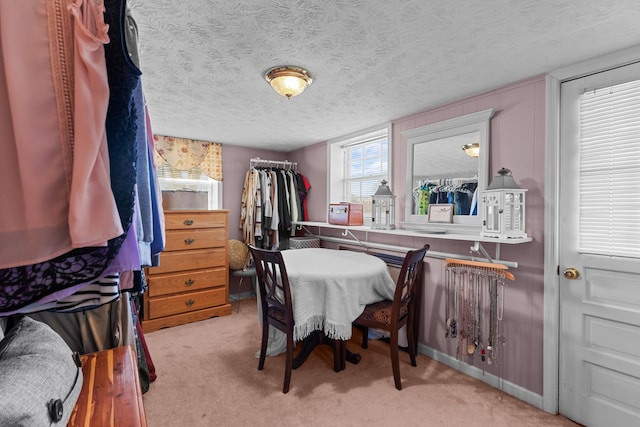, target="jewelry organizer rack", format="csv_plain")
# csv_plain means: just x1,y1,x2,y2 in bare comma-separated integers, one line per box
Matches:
444,258,515,366
249,157,297,171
